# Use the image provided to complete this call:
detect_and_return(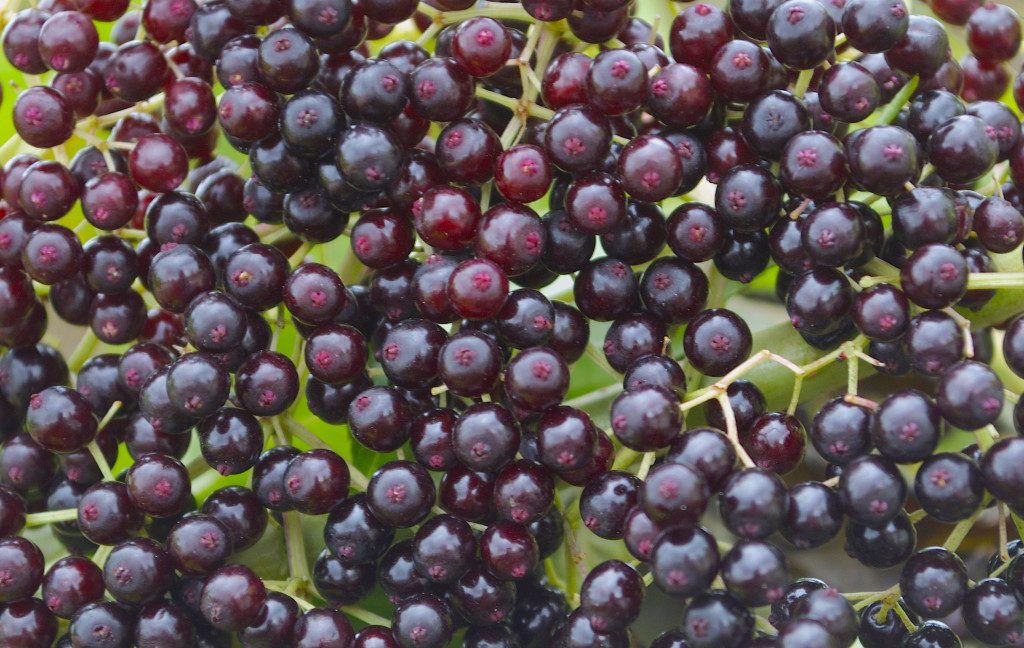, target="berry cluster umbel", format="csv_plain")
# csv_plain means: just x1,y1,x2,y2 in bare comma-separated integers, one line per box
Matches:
0,0,1022,645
